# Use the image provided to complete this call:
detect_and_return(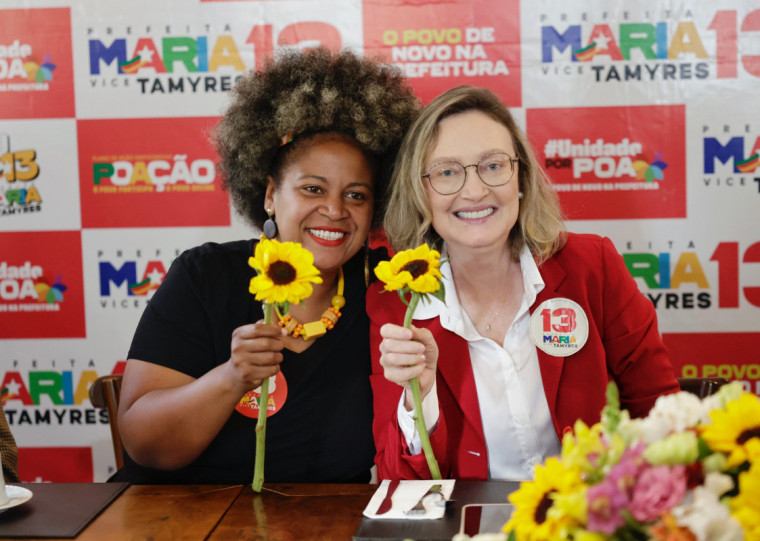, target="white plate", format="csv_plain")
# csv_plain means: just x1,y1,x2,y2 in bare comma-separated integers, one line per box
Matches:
0,485,33,512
